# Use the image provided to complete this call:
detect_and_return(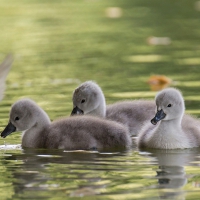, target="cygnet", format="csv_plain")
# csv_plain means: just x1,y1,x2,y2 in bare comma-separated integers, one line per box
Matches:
1,99,132,150
137,88,200,149
71,81,156,136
